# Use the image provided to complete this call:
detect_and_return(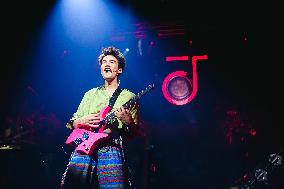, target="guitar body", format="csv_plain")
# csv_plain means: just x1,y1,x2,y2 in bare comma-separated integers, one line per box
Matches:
65,129,109,155
65,106,111,155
